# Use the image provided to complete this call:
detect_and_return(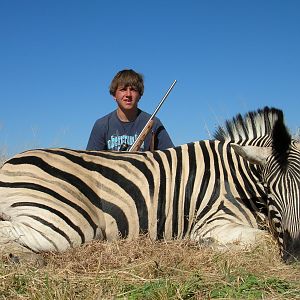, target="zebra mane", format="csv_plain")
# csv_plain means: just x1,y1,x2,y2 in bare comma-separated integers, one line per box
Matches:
214,107,291,153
